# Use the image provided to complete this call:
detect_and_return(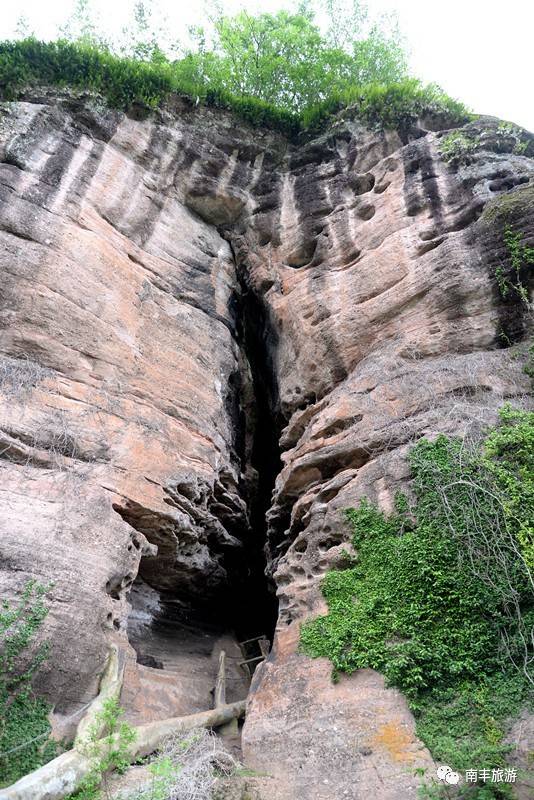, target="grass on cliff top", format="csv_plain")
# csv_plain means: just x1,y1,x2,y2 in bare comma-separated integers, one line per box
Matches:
301,405,534,799
0,39,470,138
